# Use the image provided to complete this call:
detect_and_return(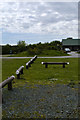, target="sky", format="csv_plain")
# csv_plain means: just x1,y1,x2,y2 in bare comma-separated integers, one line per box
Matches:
0,2,78,45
